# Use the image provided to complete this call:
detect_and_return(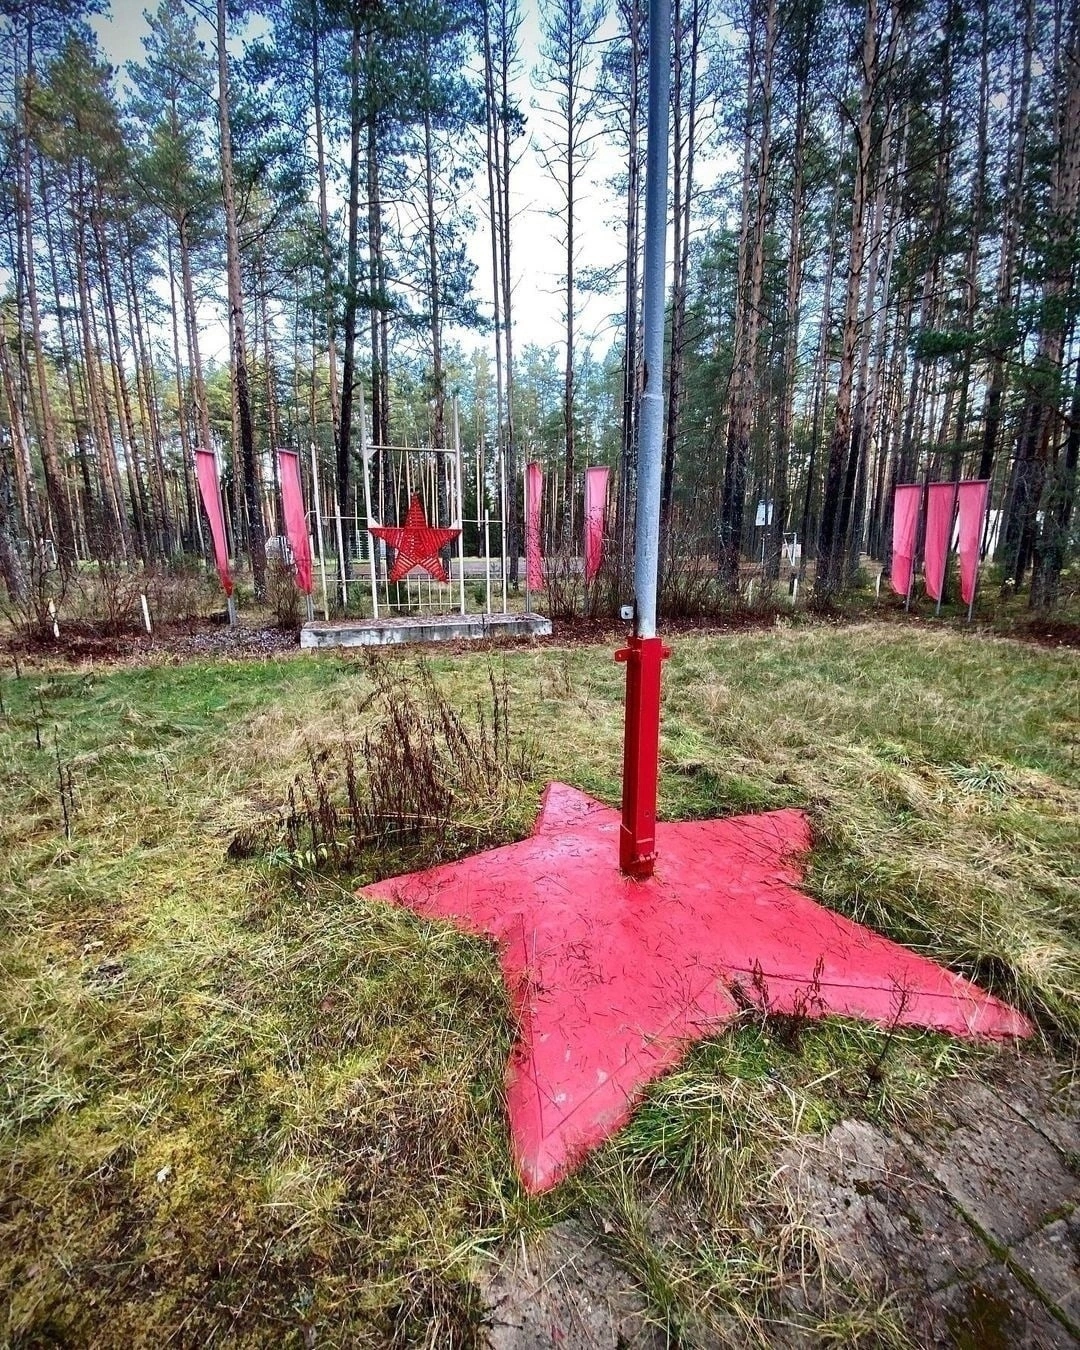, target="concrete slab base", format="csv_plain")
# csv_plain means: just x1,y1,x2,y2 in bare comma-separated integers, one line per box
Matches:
300,612,552,649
